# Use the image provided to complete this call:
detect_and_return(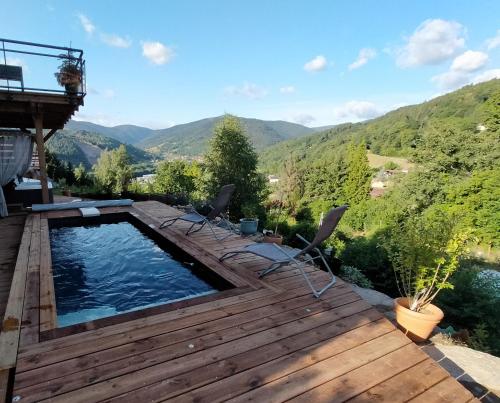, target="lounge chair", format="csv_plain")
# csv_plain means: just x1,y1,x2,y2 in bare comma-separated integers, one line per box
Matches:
219,205,348,297
159,184,236,241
